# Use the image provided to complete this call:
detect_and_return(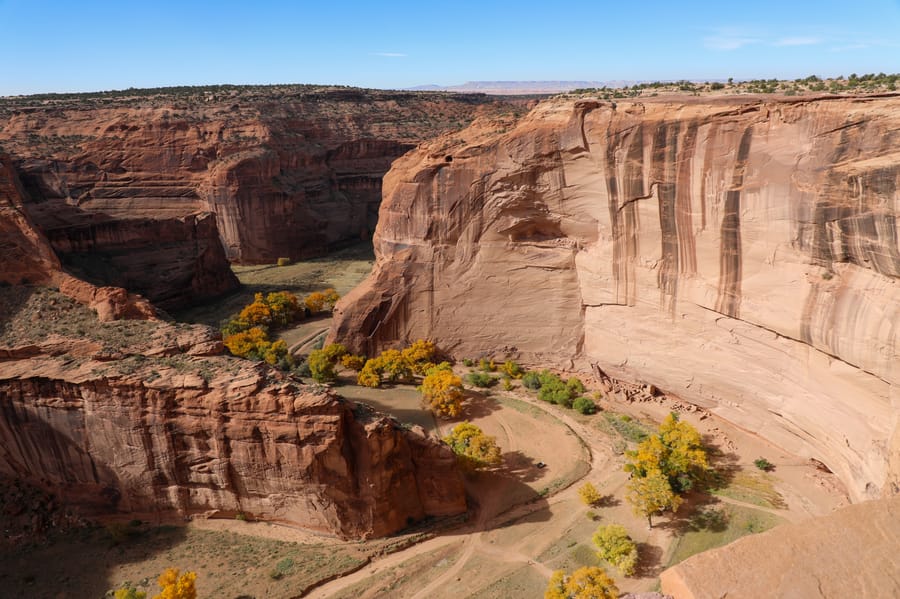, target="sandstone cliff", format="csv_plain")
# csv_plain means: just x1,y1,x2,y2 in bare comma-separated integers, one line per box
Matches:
0,86,525,267
330,95,900,501
0,288,466,538
659,496,900,598
0,153,156,321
